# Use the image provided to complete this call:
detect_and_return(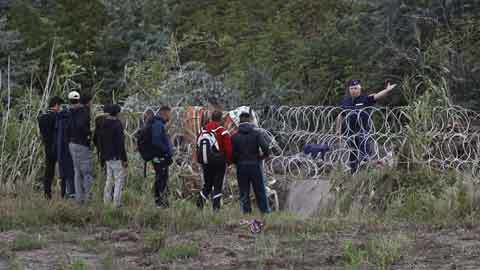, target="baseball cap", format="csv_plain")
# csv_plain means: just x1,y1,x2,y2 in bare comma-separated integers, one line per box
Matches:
349,80,361,87
68,91,80,100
